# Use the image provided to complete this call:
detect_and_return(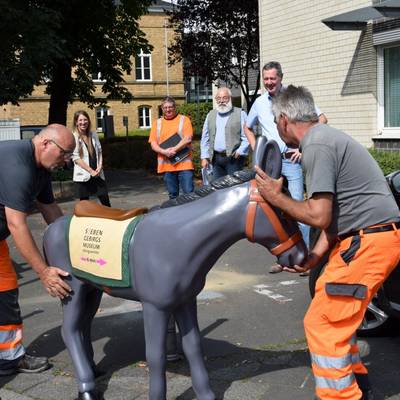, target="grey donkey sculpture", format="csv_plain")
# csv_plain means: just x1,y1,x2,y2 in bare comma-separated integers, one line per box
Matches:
42,137,307,400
